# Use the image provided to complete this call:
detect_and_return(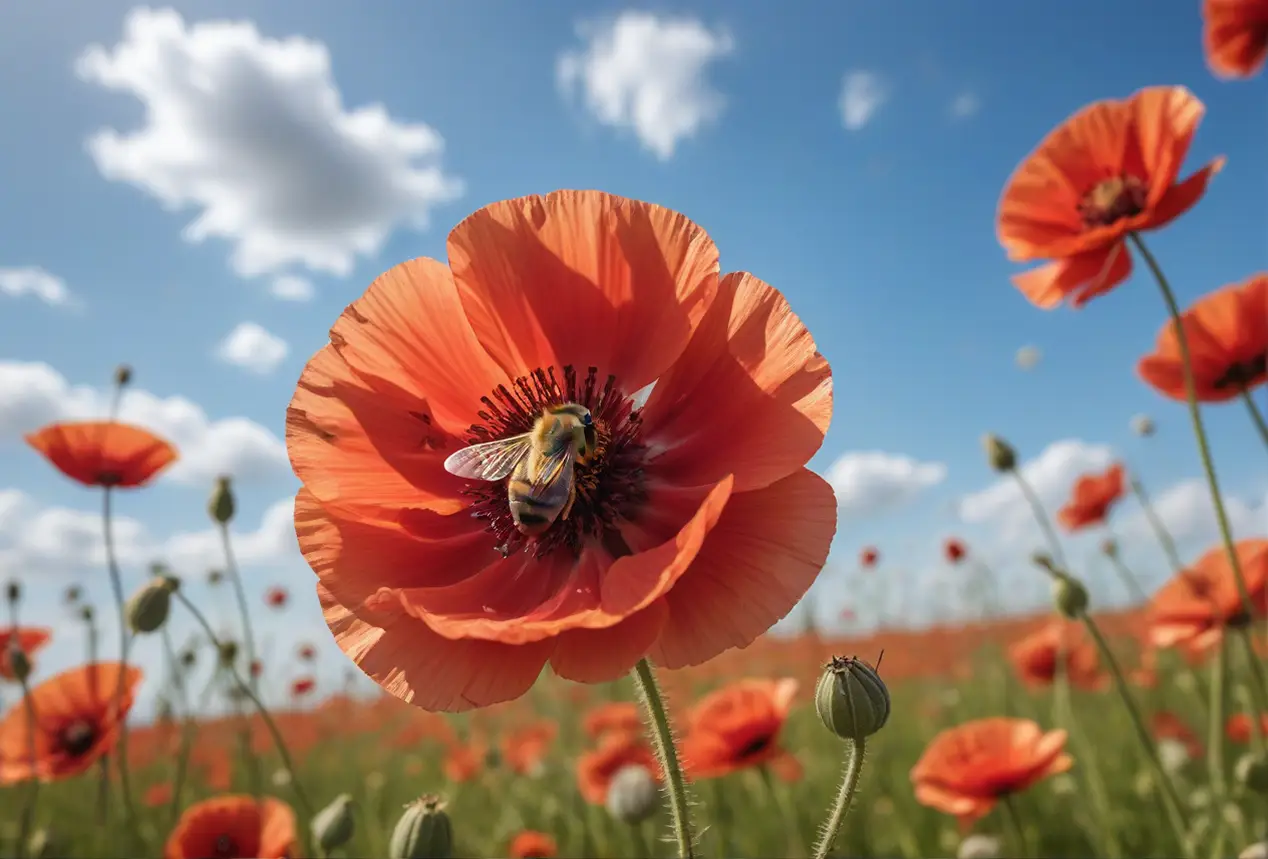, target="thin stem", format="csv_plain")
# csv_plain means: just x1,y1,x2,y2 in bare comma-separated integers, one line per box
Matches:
759,764,806,857
1011,470,1068,570
811,736,866,859
1131,232,1255,618
1241,388,1268,450
1104,535,1149,604
10,600,39,859
632,659,694,859
1080,613,1192,857
218,521,264,795
101,485,141,850
1128,476,1184,575
1000,795,1028,858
